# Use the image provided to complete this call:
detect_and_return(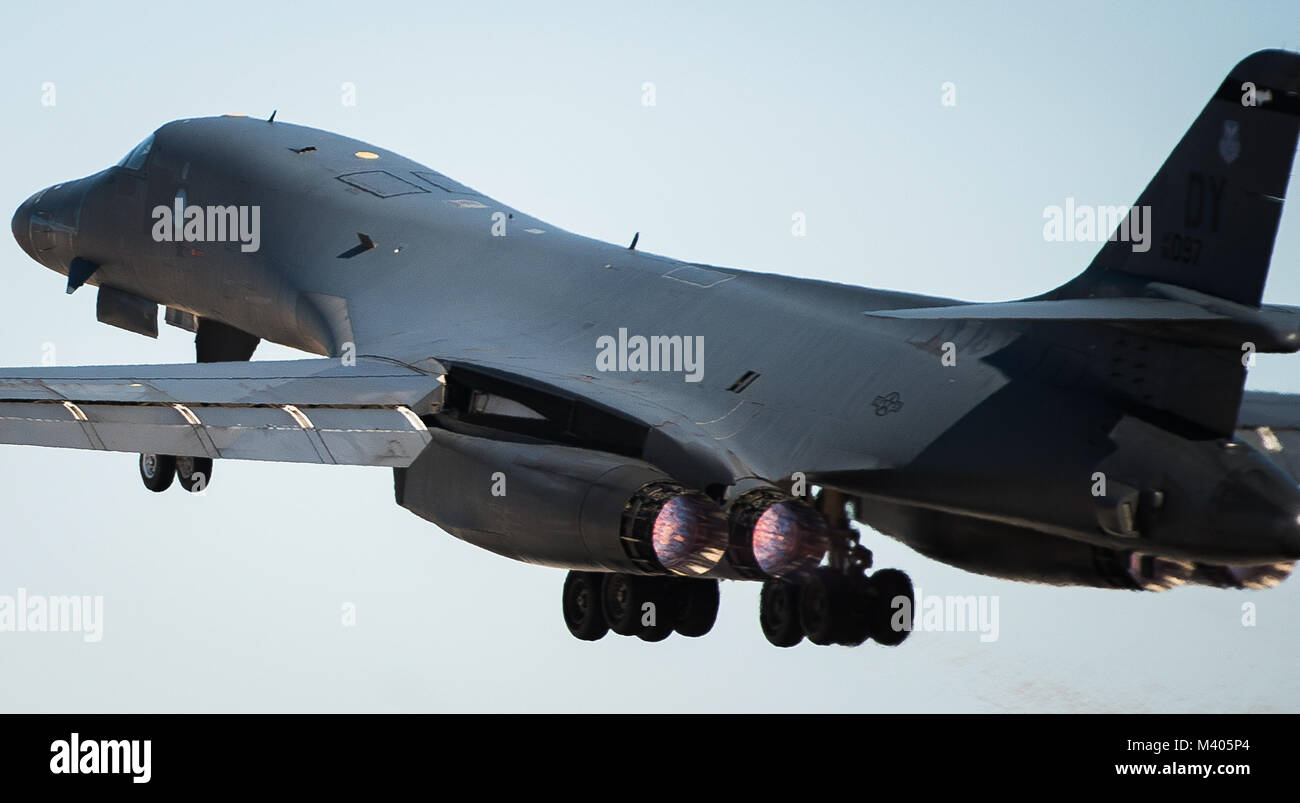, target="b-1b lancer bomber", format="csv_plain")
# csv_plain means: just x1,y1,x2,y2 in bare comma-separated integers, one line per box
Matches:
7,51,1300,647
